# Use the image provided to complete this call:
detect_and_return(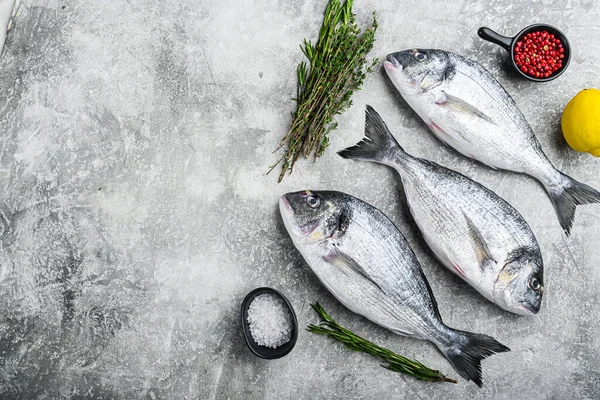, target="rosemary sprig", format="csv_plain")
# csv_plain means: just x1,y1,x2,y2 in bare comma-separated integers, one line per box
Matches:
307,303,458,383
270,0,378,182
